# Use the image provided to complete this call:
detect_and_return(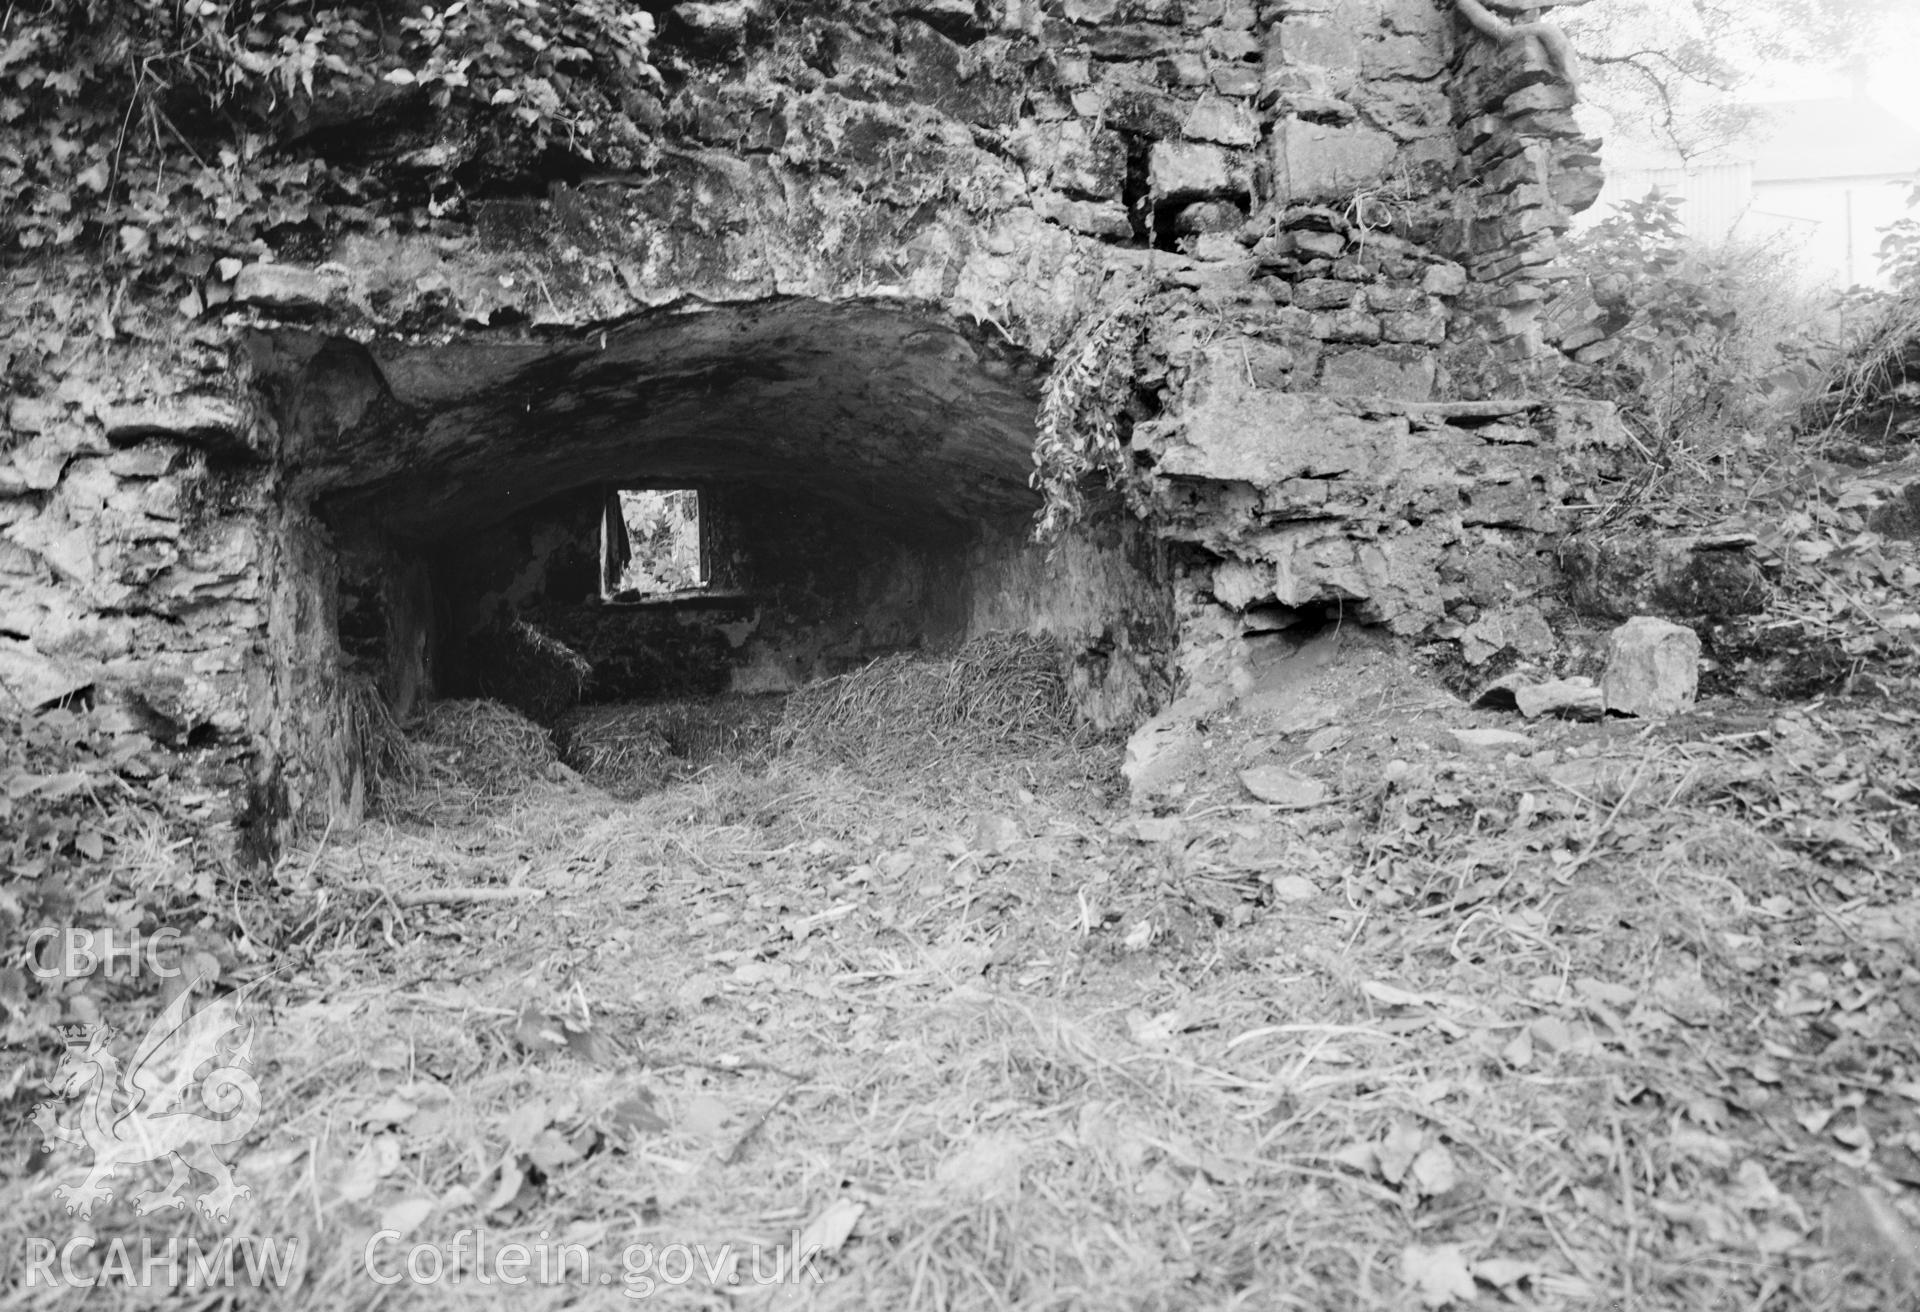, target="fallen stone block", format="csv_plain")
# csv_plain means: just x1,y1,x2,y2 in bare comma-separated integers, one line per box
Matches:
1123,695,1211,801
1238,765,1329,808
1447,727,1534,757
1514,677,1603,720
1601,616,1699,717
